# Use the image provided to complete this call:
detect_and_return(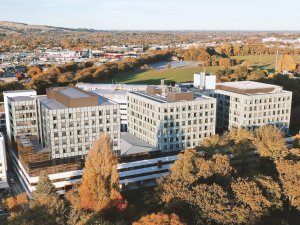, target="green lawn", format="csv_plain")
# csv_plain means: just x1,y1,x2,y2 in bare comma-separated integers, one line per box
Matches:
104,54,300,85
110,66,220,85
233,54,300,72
